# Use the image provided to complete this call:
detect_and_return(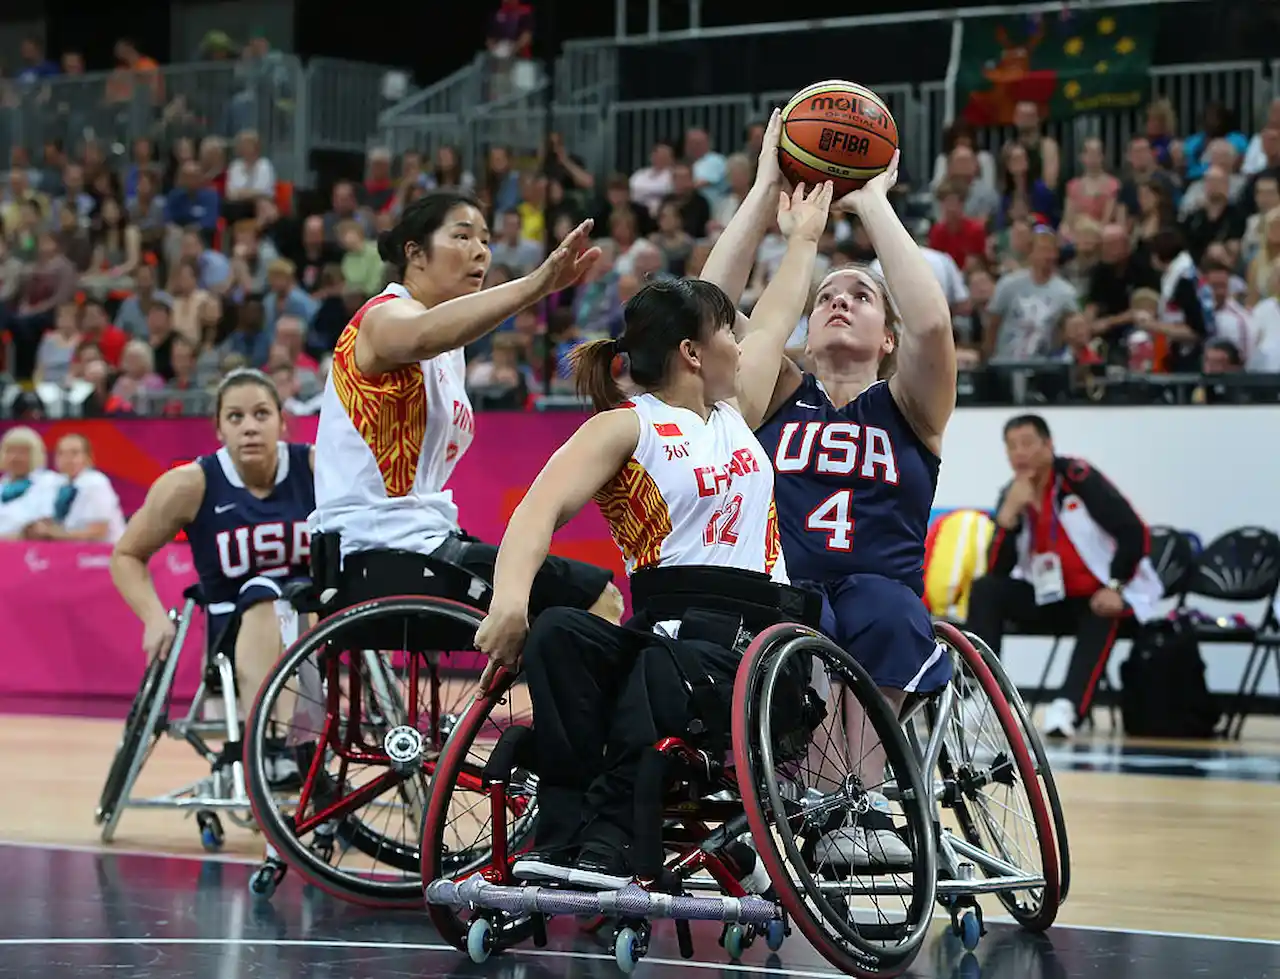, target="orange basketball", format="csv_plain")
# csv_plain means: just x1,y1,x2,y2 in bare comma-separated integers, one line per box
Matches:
778,80,899,196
